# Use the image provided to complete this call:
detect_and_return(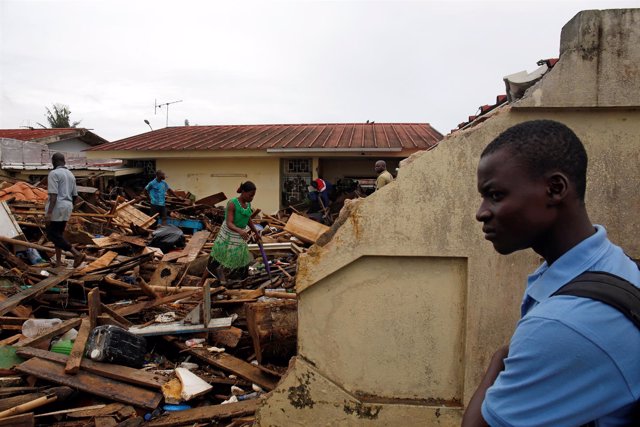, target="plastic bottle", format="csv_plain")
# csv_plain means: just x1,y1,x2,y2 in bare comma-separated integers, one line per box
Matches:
22,318,62,338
